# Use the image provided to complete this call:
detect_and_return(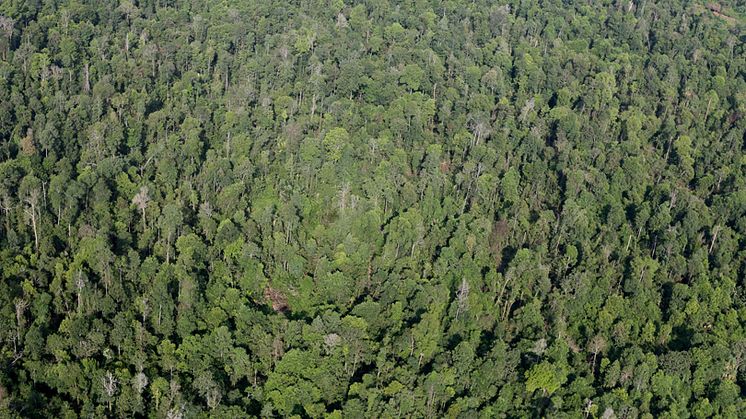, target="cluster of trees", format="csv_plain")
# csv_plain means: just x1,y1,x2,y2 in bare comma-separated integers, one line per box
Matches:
0,0,745,417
